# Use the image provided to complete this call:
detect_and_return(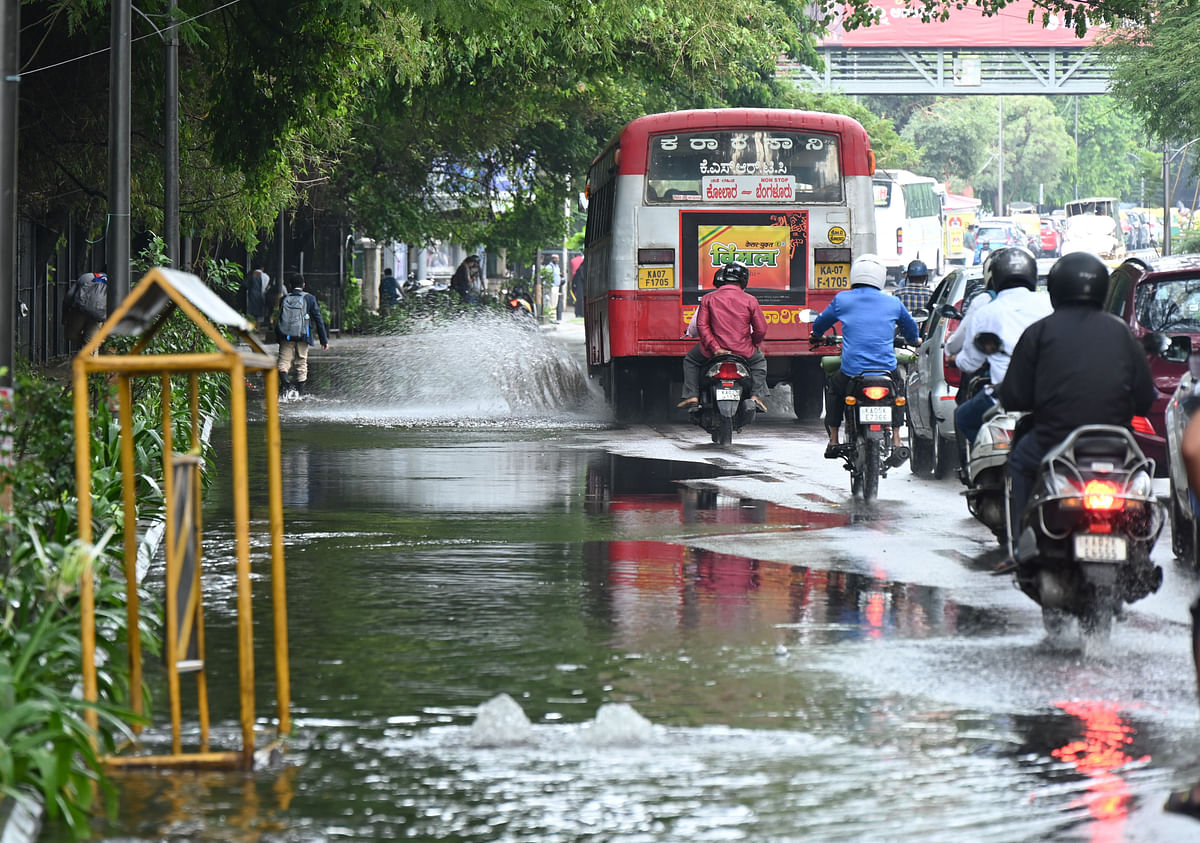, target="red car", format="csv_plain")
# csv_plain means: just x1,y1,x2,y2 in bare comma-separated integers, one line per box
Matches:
1037,217,1061,258
1103,255,1200,476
